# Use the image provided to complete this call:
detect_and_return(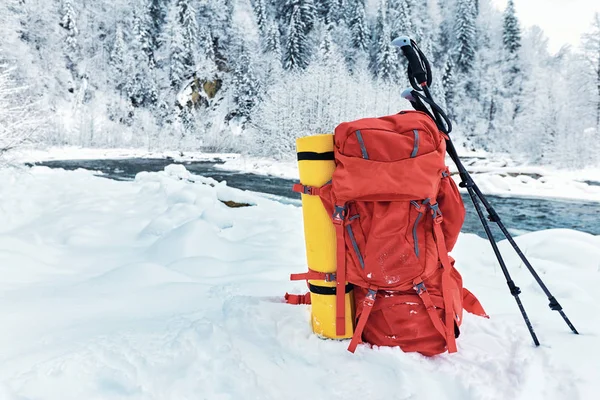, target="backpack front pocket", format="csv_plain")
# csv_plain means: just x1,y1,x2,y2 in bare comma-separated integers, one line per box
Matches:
362,202,424,289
